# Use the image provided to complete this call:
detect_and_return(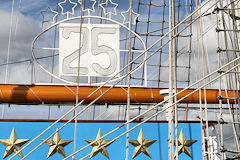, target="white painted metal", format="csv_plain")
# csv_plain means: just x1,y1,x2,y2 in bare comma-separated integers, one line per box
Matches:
59,23,120,77
32,16,147,86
